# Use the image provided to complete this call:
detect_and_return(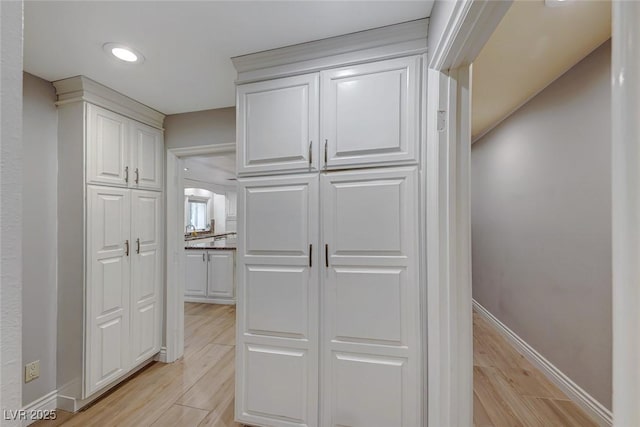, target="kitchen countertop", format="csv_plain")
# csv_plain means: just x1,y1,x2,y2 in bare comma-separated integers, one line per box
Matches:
185,238,236,251
184,232,236,241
